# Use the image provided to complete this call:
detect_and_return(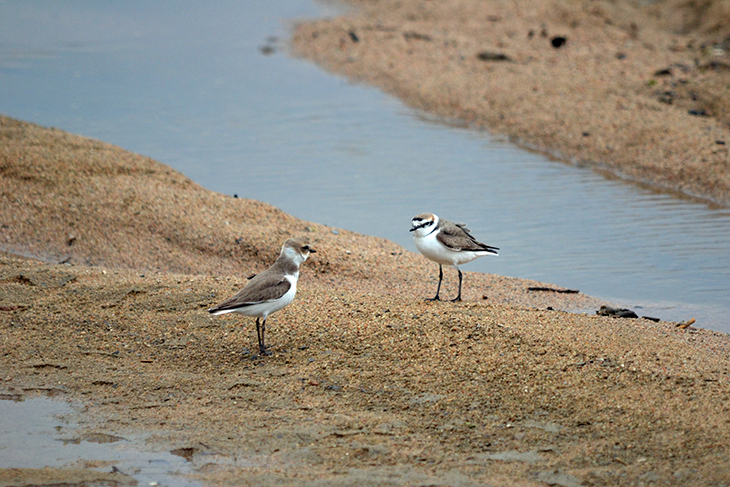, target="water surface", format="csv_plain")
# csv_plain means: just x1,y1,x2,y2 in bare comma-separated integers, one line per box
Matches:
1,1,729,332
0,396,200,485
